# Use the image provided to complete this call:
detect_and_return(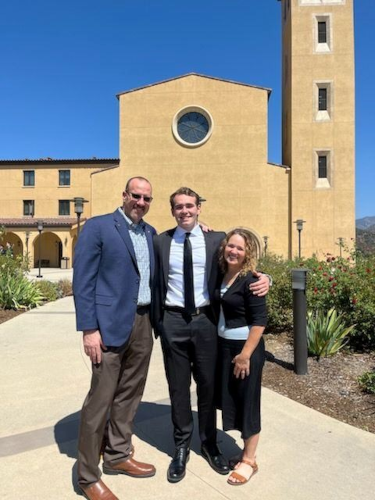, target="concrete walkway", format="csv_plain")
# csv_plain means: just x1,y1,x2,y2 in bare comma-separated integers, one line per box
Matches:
1,296,374,500
27,267,73,283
